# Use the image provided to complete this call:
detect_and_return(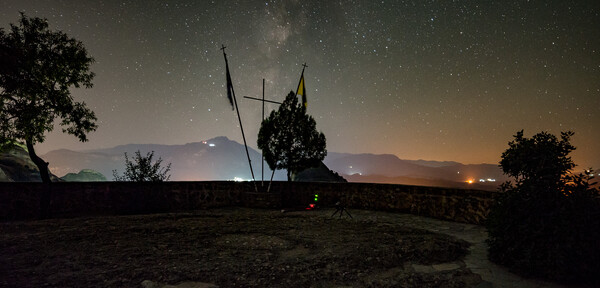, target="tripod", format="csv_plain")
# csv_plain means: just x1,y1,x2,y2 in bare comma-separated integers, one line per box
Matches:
331,201,352,219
